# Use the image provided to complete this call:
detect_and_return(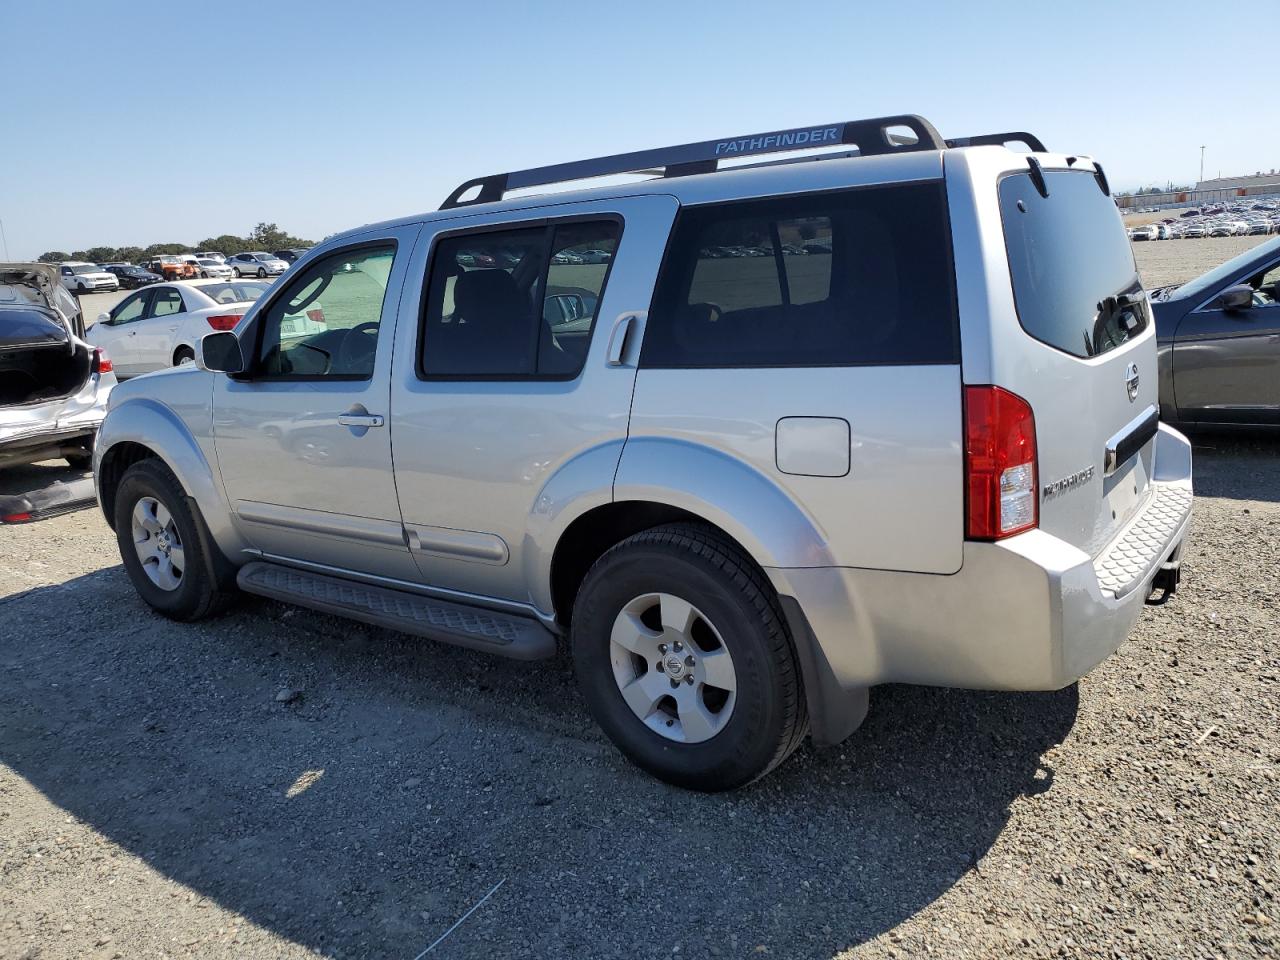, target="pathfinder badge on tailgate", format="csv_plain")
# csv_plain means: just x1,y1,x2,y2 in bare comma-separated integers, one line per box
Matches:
1043,466,1095,501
